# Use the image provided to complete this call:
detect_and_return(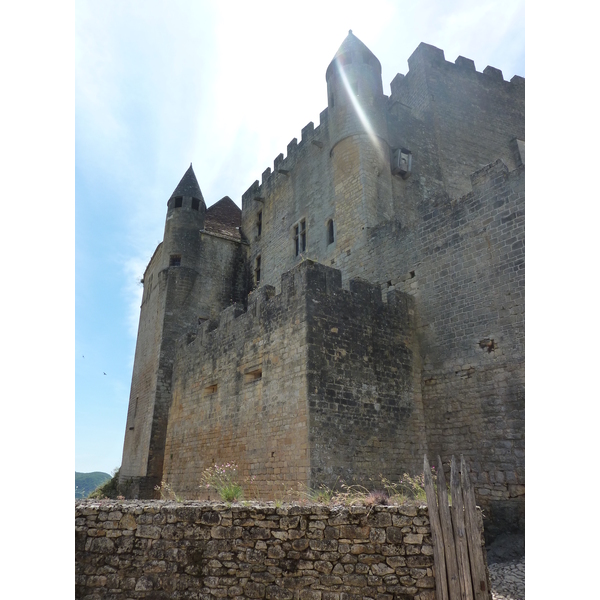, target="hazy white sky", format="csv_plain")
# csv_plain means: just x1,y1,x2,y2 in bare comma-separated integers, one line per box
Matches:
73,0,525,474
